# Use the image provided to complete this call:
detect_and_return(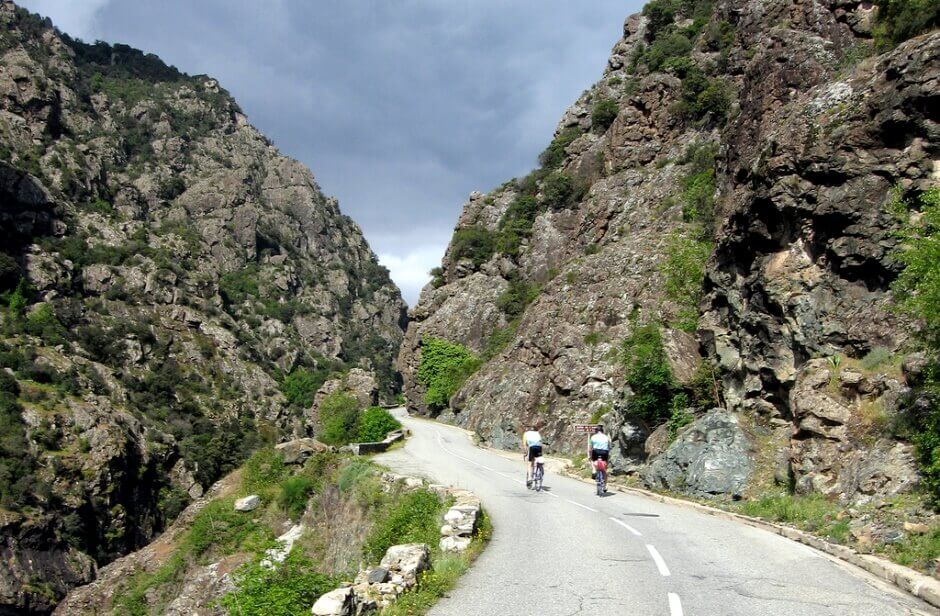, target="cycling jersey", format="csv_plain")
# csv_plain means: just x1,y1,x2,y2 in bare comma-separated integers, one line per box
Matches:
590,432,611,451
523,430,542,447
